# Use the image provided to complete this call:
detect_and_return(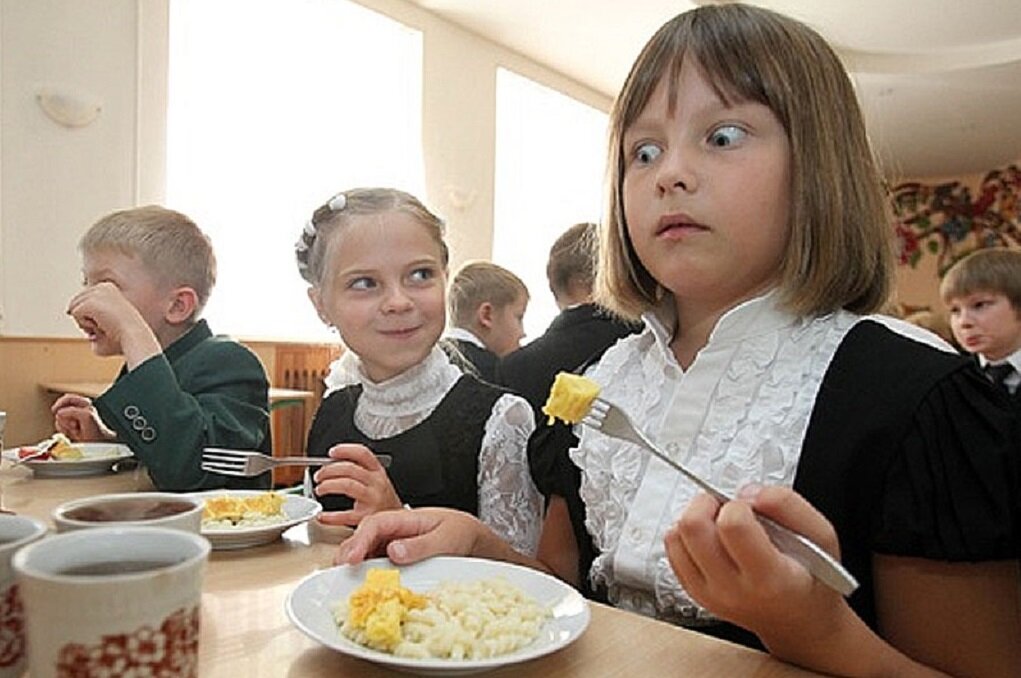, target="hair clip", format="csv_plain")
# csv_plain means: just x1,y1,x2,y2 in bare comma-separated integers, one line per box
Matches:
302,220,316,237
328,193,347,212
